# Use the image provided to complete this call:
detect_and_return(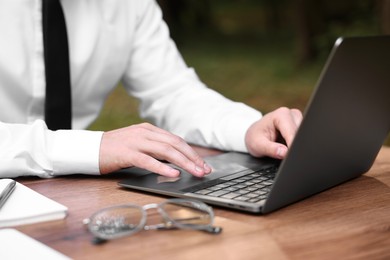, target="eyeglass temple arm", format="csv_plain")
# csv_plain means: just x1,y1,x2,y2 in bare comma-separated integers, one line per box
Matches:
144,216,222,234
